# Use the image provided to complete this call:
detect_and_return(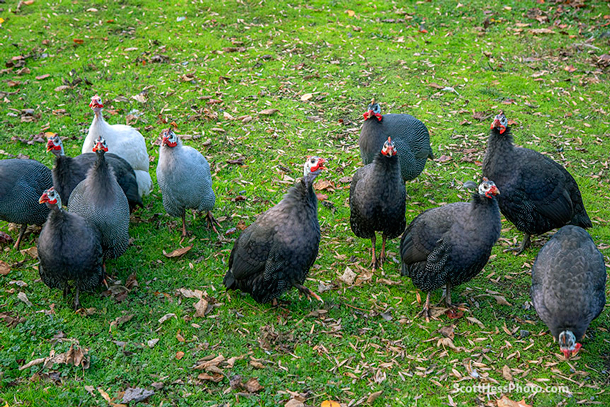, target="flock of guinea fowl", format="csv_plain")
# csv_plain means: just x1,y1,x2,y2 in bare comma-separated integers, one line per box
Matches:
0,95,606,360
